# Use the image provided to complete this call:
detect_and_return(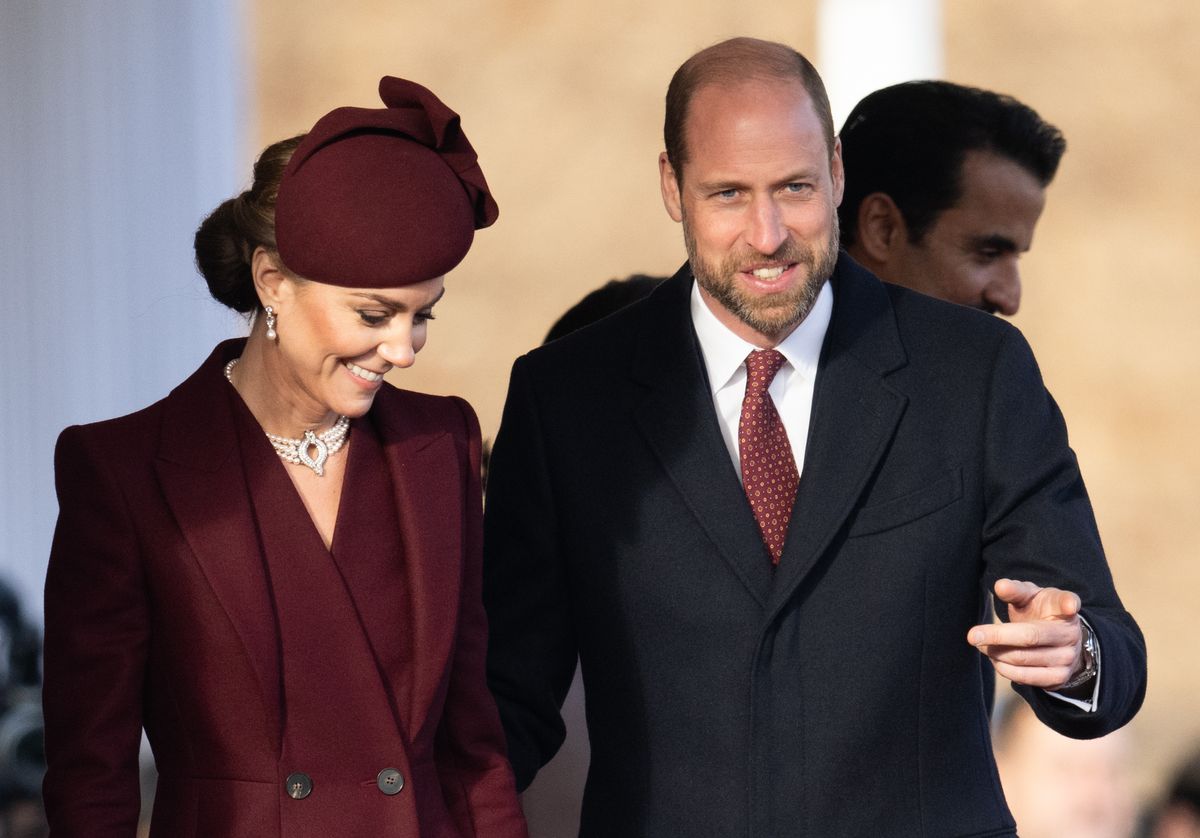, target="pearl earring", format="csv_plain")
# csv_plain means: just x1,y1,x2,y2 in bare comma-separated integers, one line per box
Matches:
265,306,277,341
